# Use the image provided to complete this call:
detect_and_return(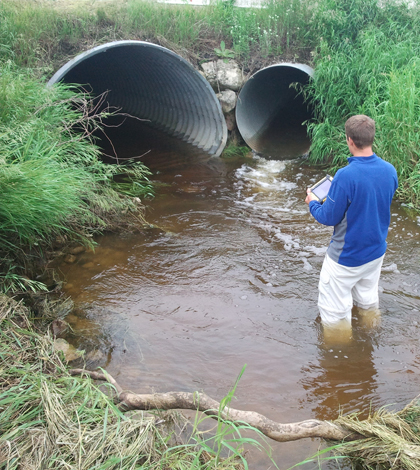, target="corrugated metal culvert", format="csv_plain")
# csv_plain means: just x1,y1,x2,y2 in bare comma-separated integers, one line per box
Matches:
236,63,314,159
48,40,228,159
